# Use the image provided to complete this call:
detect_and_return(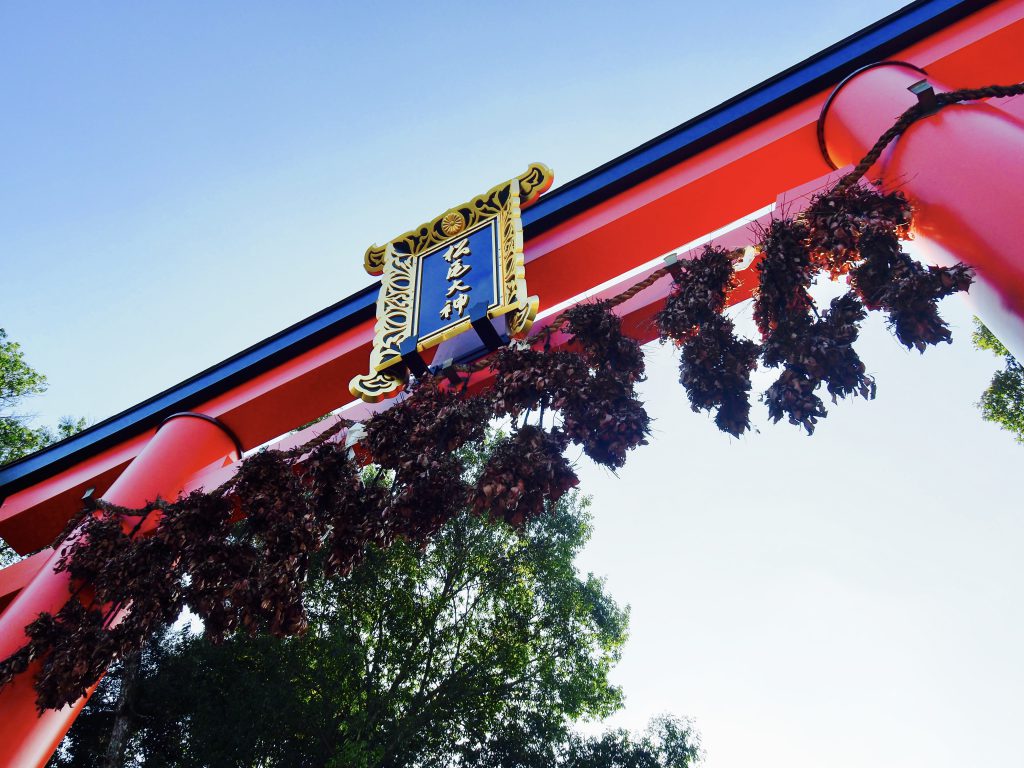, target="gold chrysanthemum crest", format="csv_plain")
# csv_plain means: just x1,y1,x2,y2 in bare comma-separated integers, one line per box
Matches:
441,212,465,236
